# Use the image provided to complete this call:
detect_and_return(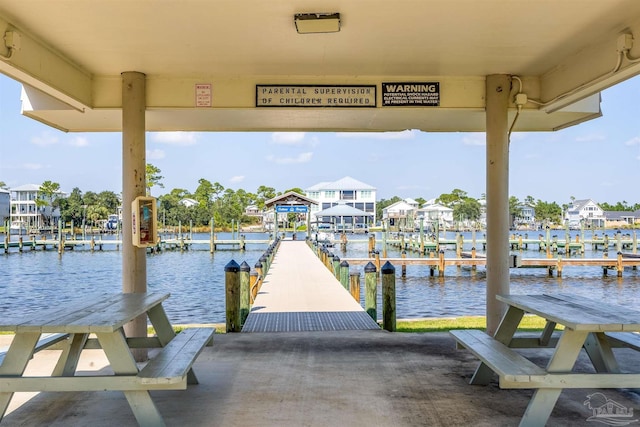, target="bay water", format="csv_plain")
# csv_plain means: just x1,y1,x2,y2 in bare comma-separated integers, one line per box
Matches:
2,230,639,325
